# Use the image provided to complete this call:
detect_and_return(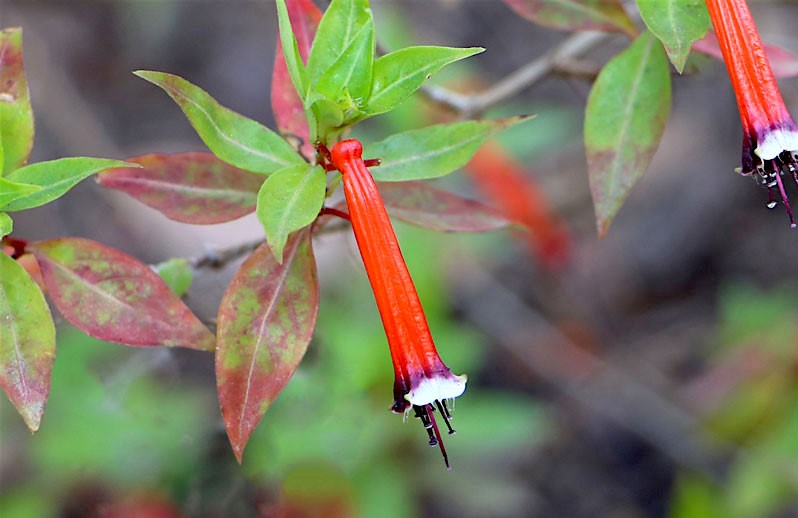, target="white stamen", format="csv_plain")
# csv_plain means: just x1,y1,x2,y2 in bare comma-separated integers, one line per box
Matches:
756,127,798,160
405,373,467,406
